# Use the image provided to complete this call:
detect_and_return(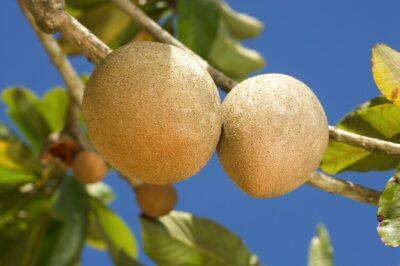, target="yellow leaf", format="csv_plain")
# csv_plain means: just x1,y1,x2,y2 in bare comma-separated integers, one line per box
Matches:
0,140,25,170
133,30,155,42
372,43,400,104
